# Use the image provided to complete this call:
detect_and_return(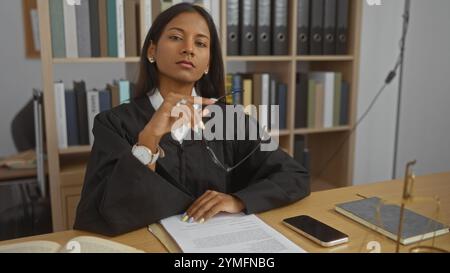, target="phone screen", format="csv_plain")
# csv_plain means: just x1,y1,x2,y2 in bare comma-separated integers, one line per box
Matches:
283,215,348,244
